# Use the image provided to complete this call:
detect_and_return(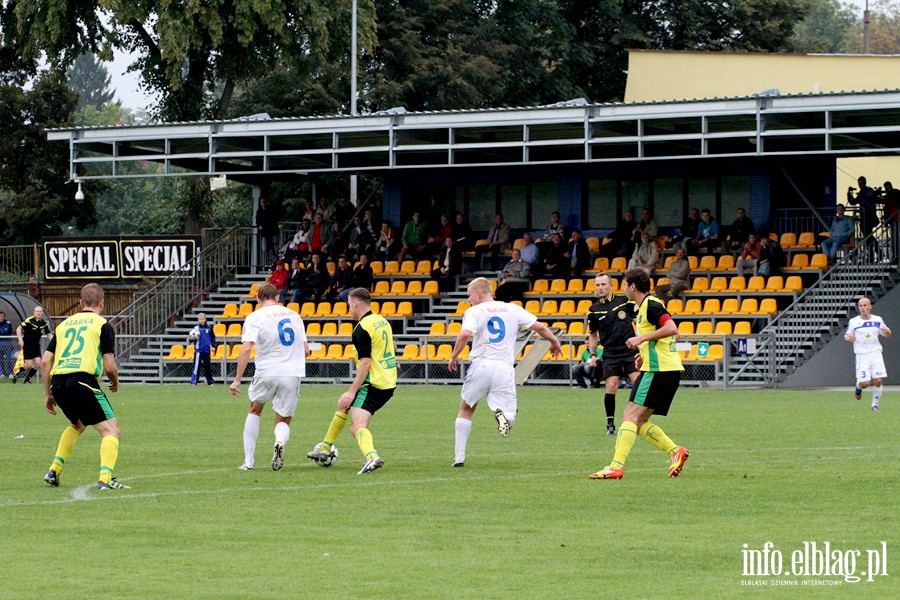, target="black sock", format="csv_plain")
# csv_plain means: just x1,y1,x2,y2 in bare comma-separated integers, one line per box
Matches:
604,393,616,424
23,368,37,382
